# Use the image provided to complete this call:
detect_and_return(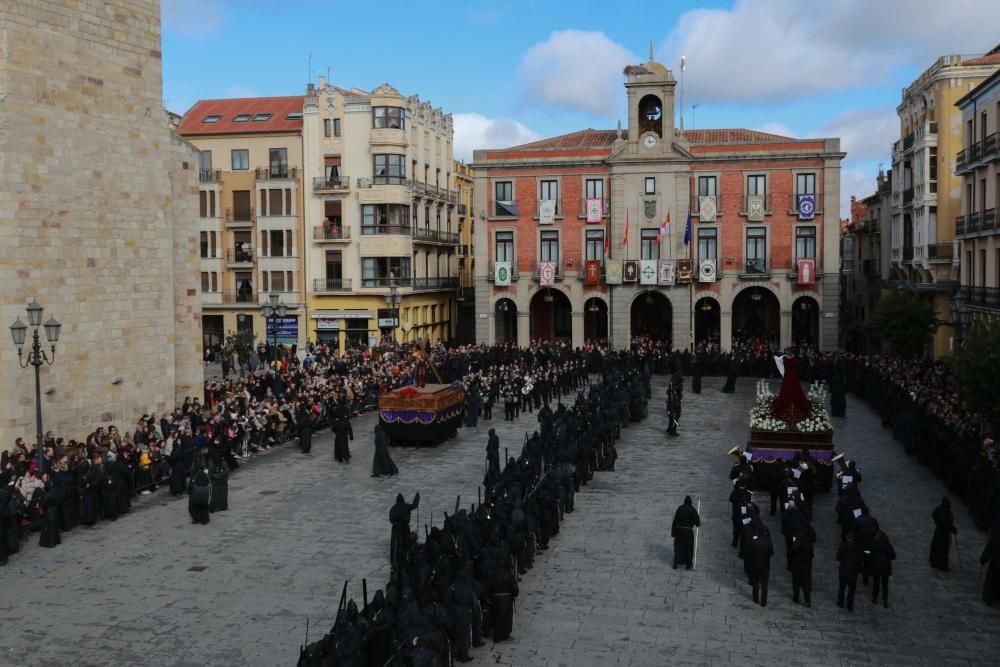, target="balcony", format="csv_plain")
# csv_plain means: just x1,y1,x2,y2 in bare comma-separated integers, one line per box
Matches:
488,262,520,283
218,289,257,305
902,133,915,151
360,225,412,236
492,200,518,218
955,215,966,236
227,247,254,267
413,227,459,245
457,244,470,256
984,133,999,163
199,168,221,183
743,258,768,276
926,243,953,262
967,286,1000,310
862,258,880,276
533,261,565,281
224,207,255,228
361,276,413,289
983,208,997,232
312,278,352,293
412,277,459,291
312,175,350,192
313,225,351,242
578,198,611,219
902,188,914,206
255,166,298,180
903,245,914,262
693,194,720,218
956,147,969,173
788,193,823,216
740,194,772,218
458,203,468,216
891,247,902,263
968,211,982,233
